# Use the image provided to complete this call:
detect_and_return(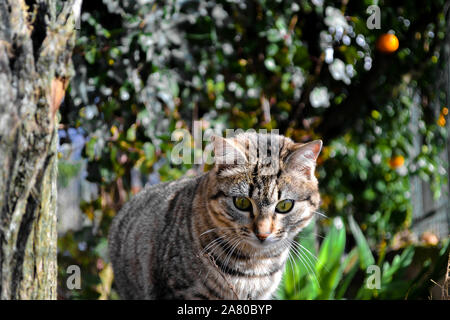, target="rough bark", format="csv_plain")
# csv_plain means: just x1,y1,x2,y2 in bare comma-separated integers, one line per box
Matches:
0,0,81,299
